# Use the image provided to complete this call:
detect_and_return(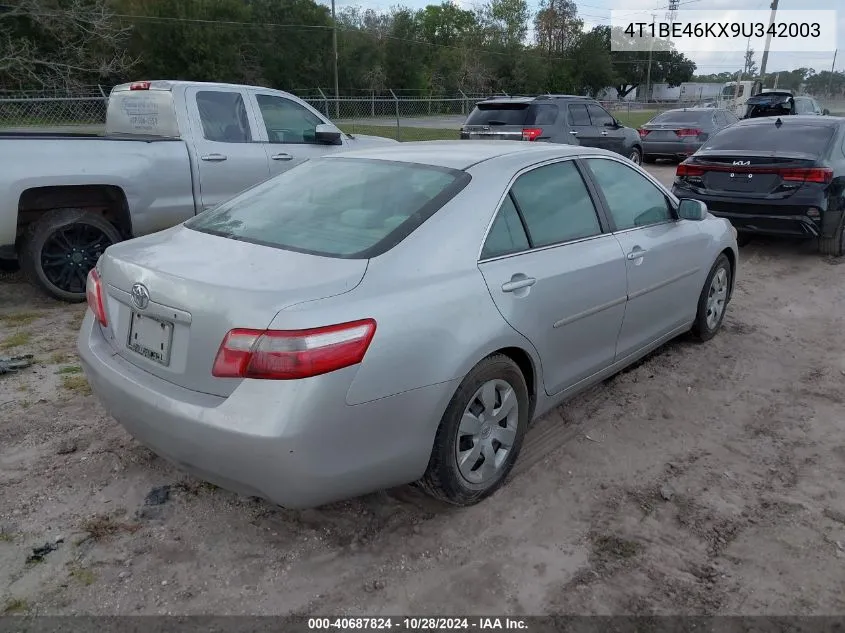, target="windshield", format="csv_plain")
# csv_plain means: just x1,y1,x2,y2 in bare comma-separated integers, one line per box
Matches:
651,110,710,124
721,85,744,98
702,124,834,155
185,158,467,258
